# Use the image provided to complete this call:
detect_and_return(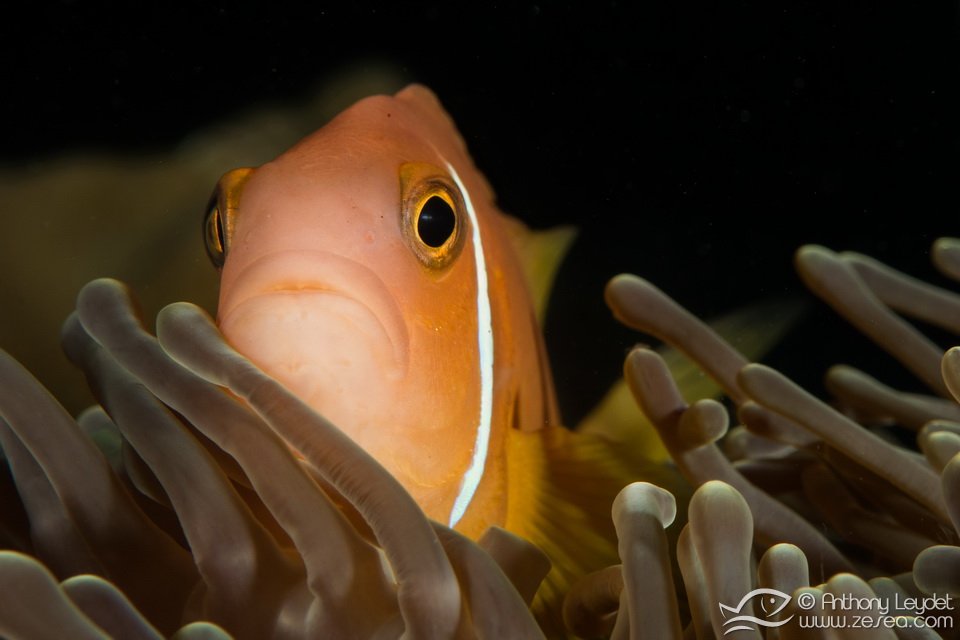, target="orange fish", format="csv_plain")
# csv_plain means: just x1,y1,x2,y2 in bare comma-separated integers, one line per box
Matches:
203,84,705,632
